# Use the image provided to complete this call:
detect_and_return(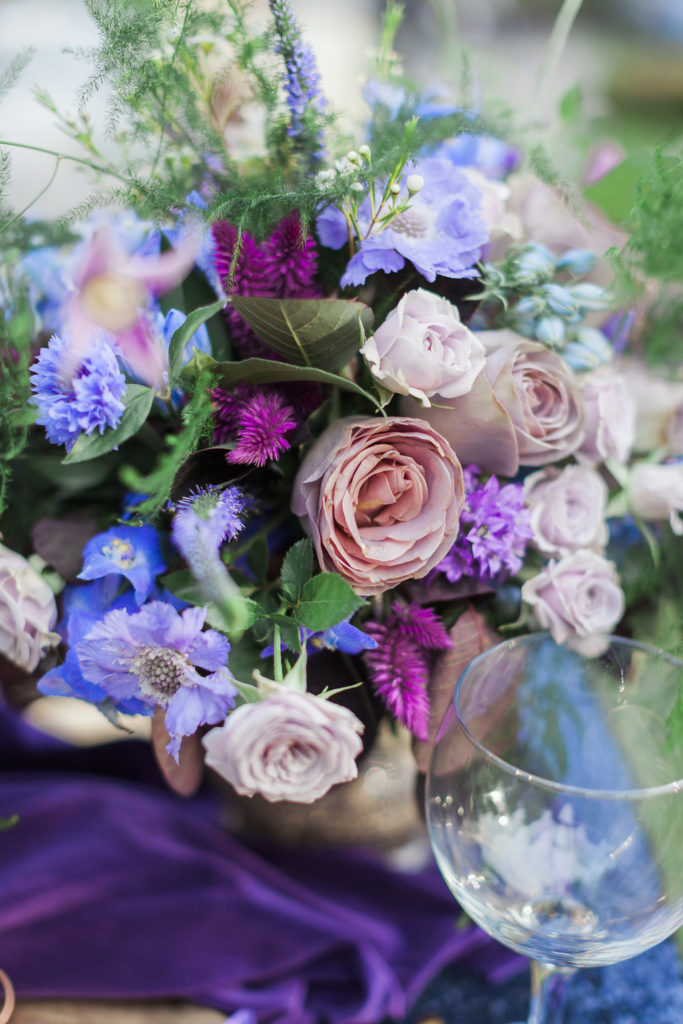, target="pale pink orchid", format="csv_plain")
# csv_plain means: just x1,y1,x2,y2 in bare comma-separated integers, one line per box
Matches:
62,225,201,394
